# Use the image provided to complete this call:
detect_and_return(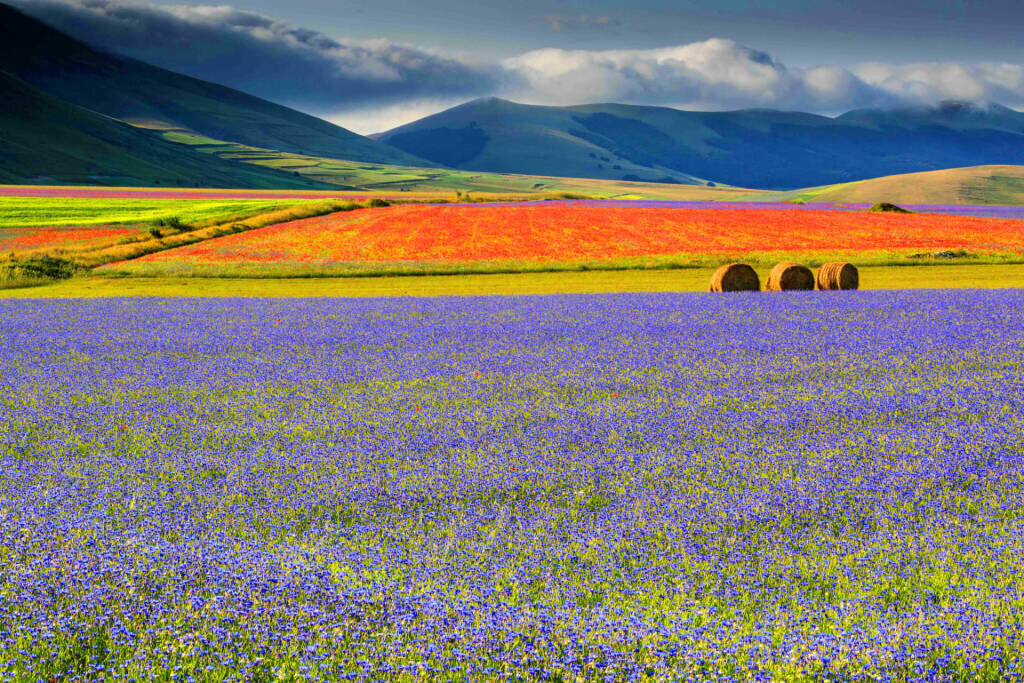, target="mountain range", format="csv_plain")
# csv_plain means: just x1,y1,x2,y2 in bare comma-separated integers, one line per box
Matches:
2,1,1024,191
376,97,1024,190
